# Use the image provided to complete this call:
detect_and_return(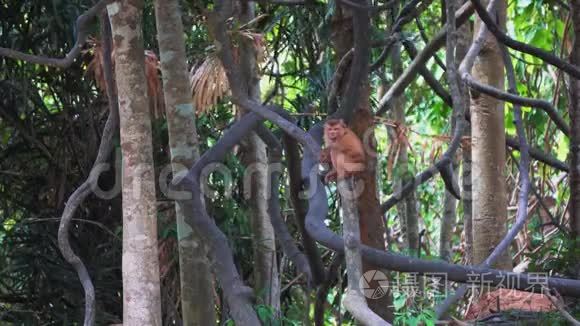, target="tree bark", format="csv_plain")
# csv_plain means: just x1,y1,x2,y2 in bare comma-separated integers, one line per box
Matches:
339,178,391,326
470,0,511,270
569,0,580,240
331,7,393,321
458,5,473,263
440,163,458,262
238,2,281,315
107,1,162,324
153,0,216,324
390,42,420,255
441,0,472,263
